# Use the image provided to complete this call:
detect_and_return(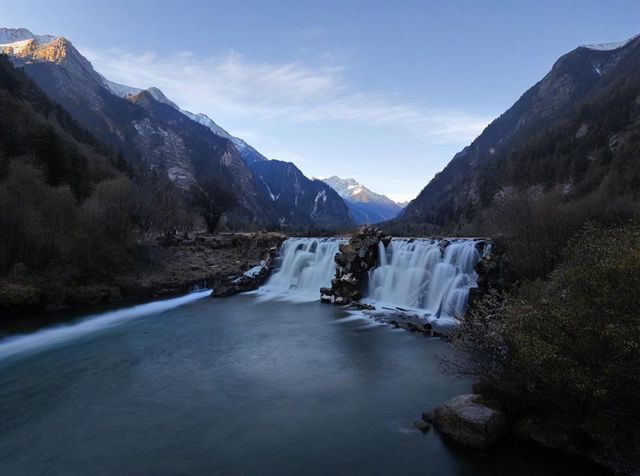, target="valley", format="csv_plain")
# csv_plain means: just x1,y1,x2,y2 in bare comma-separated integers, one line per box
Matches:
1,11,639,476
